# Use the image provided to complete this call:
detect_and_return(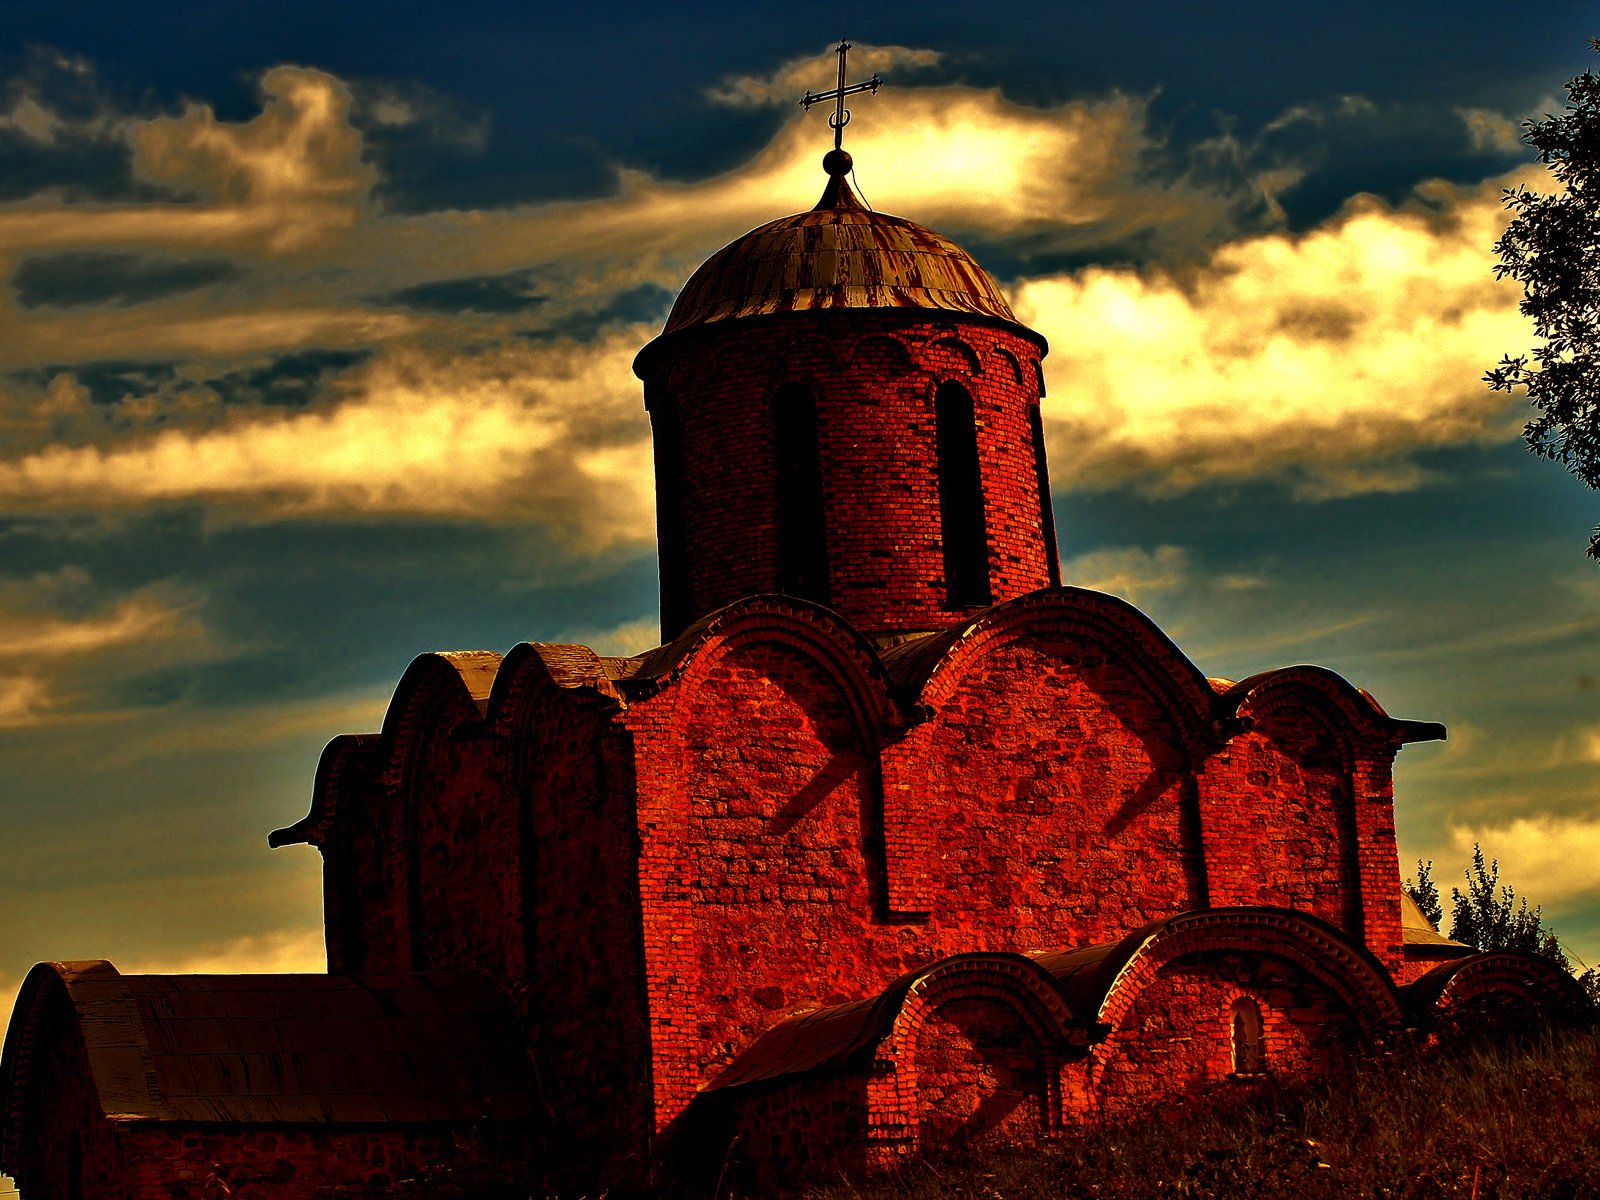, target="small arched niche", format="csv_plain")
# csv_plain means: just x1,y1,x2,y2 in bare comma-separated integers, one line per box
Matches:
1231,997,1266,1076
